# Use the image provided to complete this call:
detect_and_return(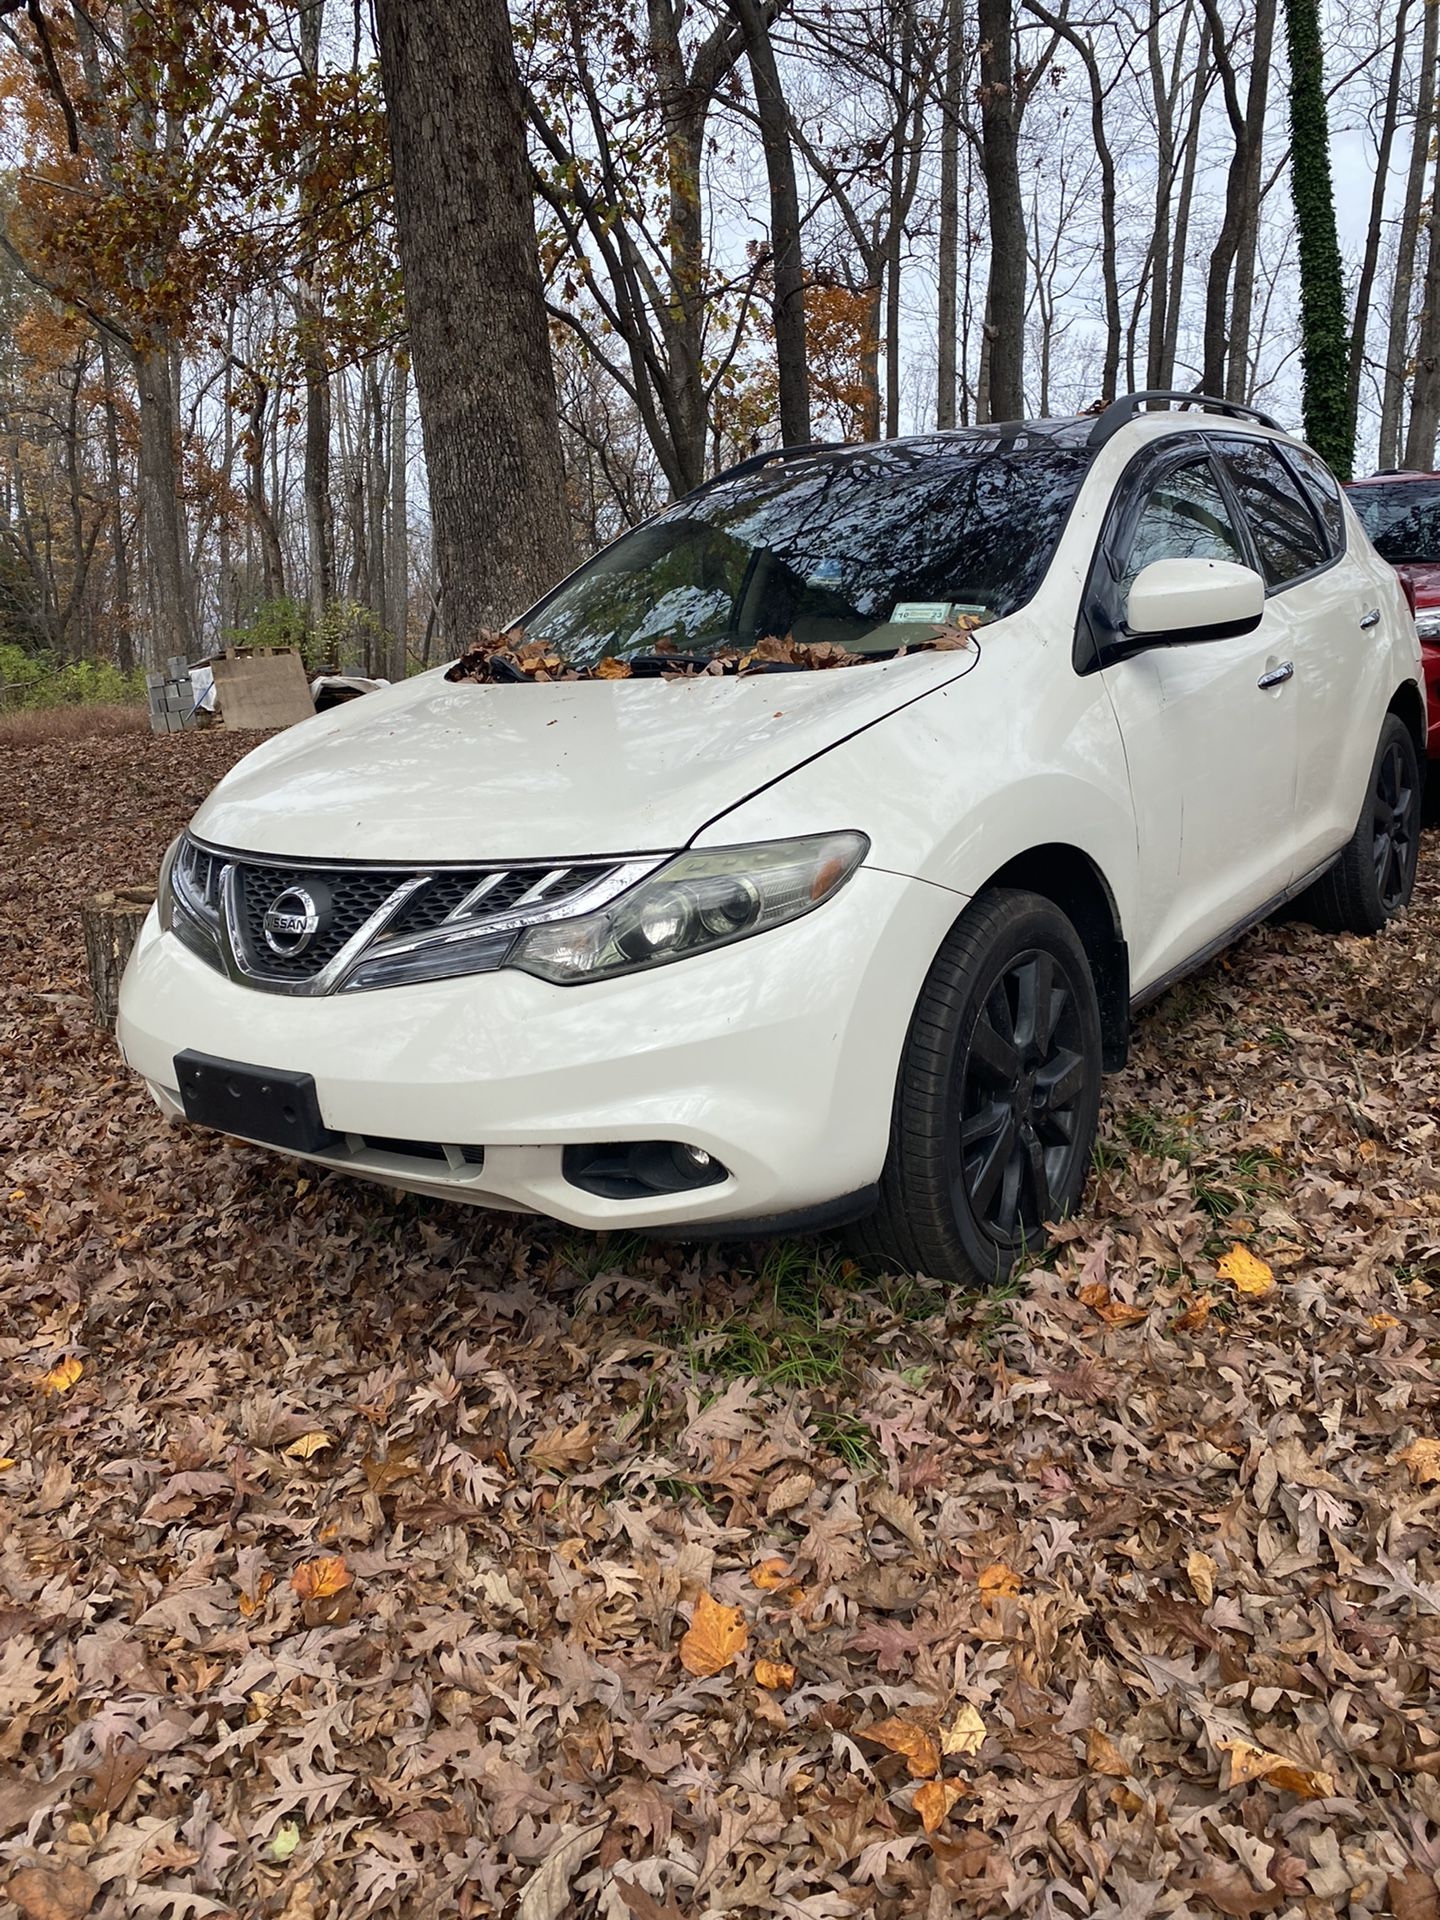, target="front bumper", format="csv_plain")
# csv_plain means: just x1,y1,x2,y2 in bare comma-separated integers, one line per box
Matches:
117,866,960,1230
